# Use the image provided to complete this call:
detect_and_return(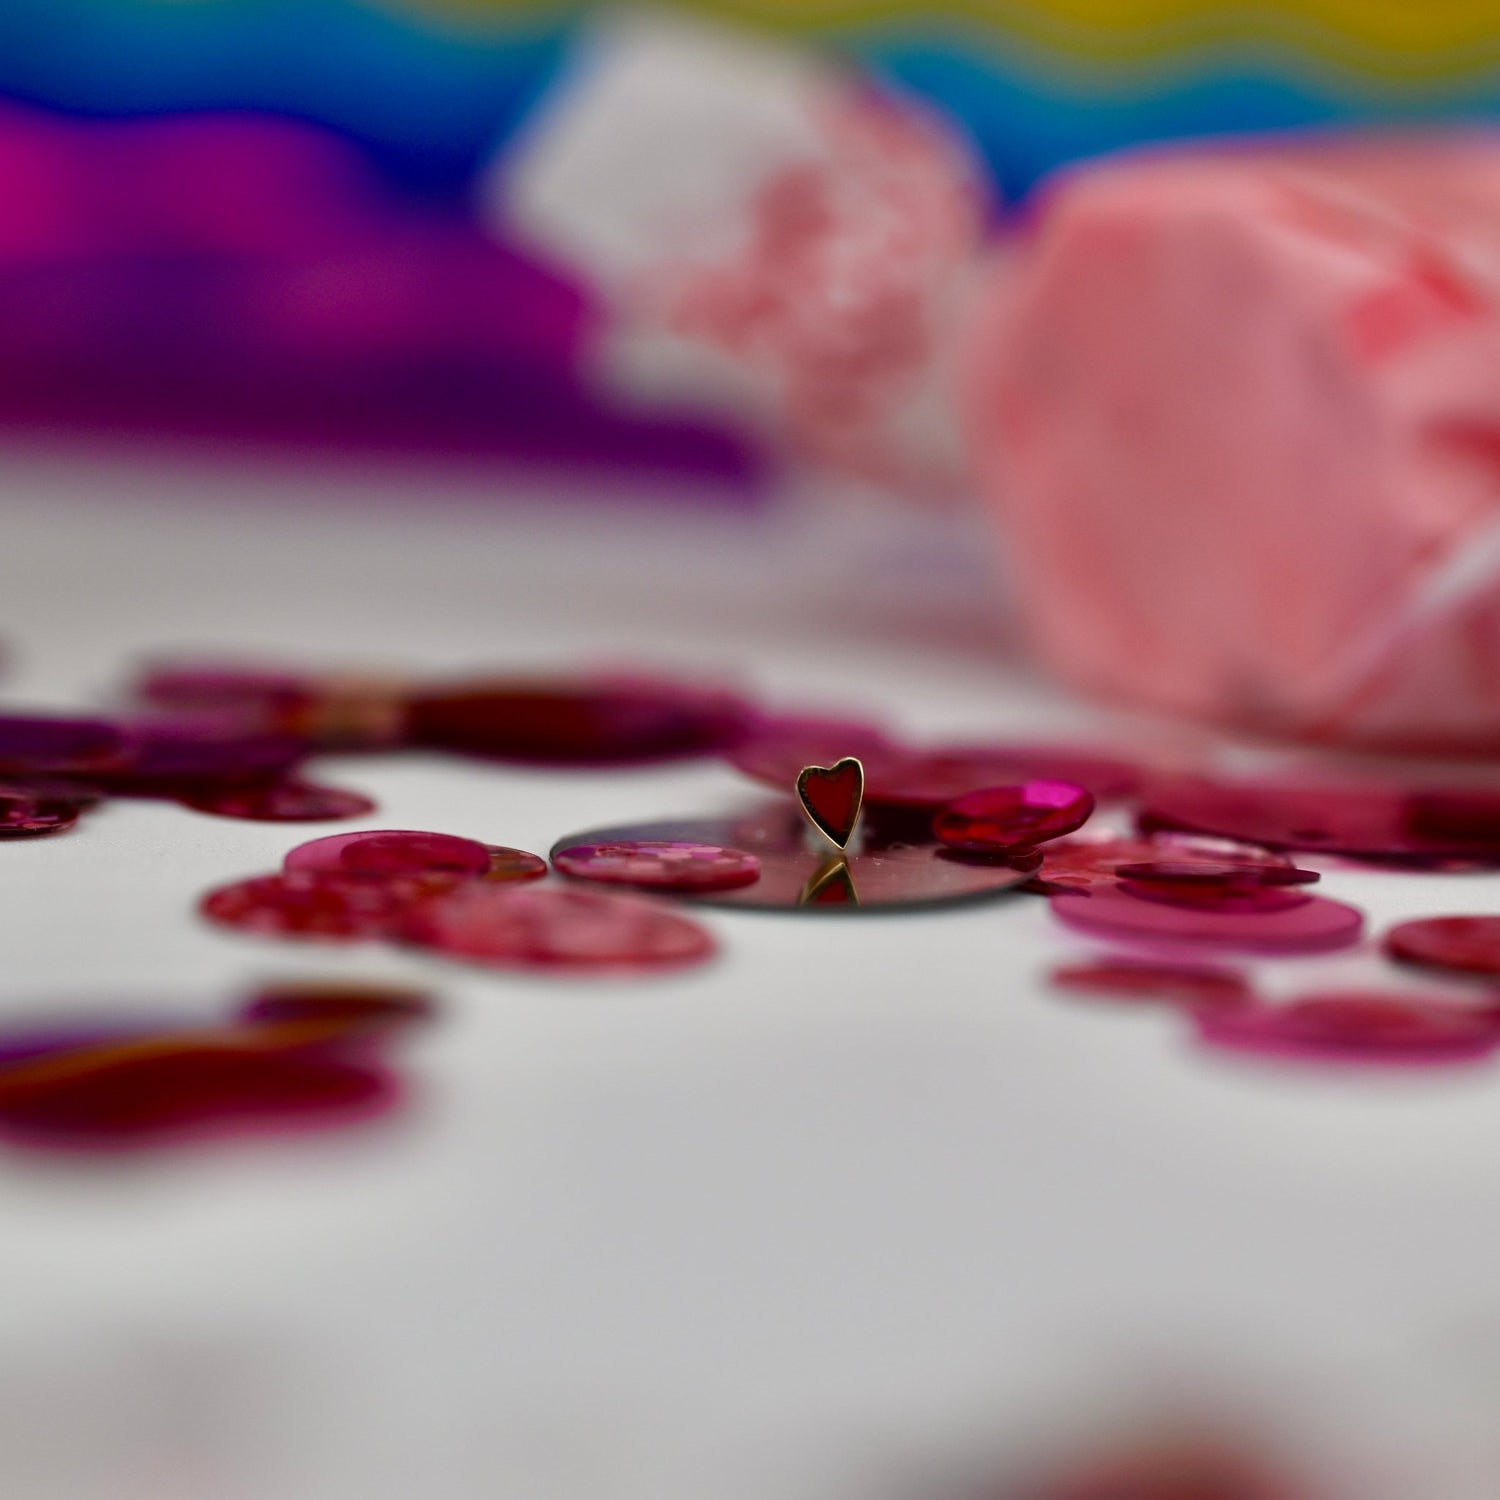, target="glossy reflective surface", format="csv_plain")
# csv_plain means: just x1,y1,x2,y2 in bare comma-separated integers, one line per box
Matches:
551,805,1040,913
